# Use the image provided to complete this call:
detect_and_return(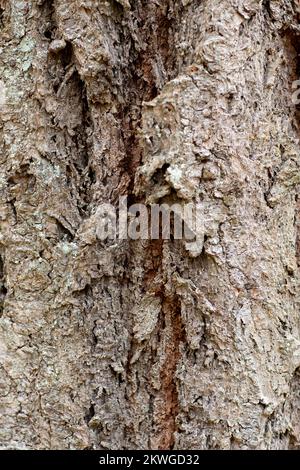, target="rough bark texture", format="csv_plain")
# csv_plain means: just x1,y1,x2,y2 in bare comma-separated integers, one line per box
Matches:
1,0,300,450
